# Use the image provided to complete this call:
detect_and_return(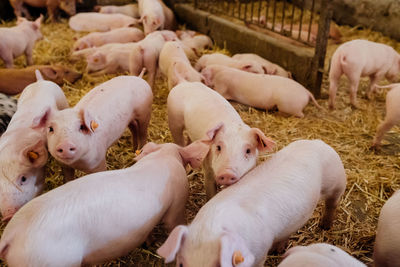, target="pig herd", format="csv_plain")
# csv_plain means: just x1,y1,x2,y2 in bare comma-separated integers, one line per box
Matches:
0,0,399,266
